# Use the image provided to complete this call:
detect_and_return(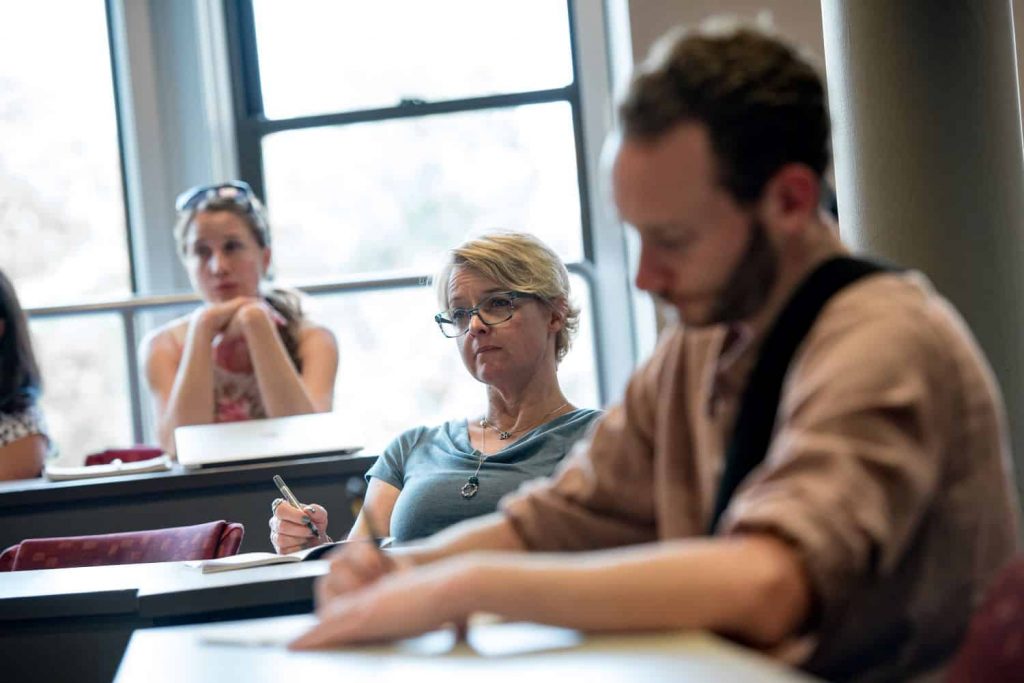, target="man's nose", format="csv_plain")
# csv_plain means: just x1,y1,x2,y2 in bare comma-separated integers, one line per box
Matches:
634,244,663,293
